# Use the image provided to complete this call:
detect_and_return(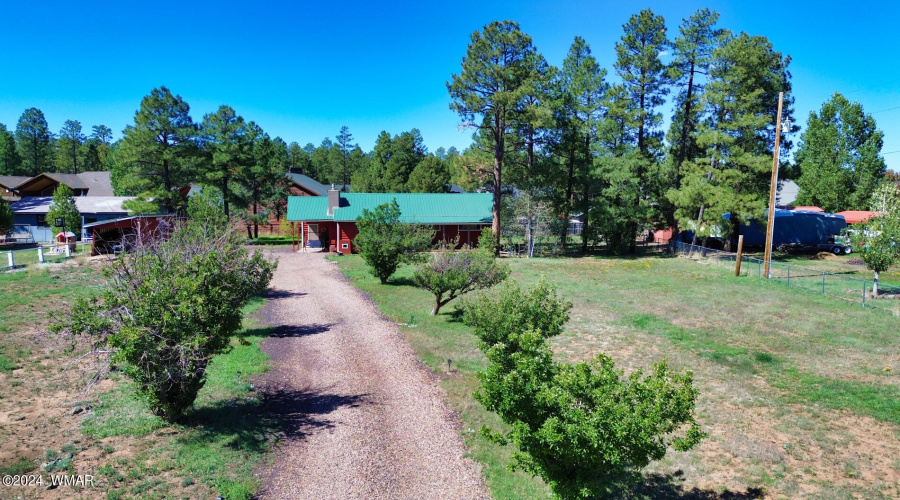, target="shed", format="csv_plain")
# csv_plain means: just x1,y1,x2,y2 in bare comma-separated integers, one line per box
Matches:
287,189,492,253
83,215,178,256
